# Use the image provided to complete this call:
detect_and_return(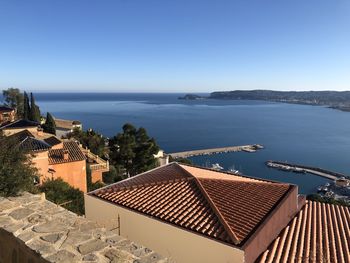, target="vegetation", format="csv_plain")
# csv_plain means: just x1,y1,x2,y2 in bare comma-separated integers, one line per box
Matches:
40,179,85,215
23,91,31,120
307,194,350,207
0,132,38,197
2,88,24,118
43,112,56,135
29,93,41,122
102,165,124,184
109,123,159,177
86,166,105,192
168,155,193,165
66,128,106,157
